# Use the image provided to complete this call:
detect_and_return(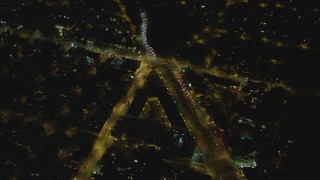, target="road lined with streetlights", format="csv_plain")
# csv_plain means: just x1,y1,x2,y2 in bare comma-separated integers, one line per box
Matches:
76,62,150,179
157,67,245,179
140,12,156,57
